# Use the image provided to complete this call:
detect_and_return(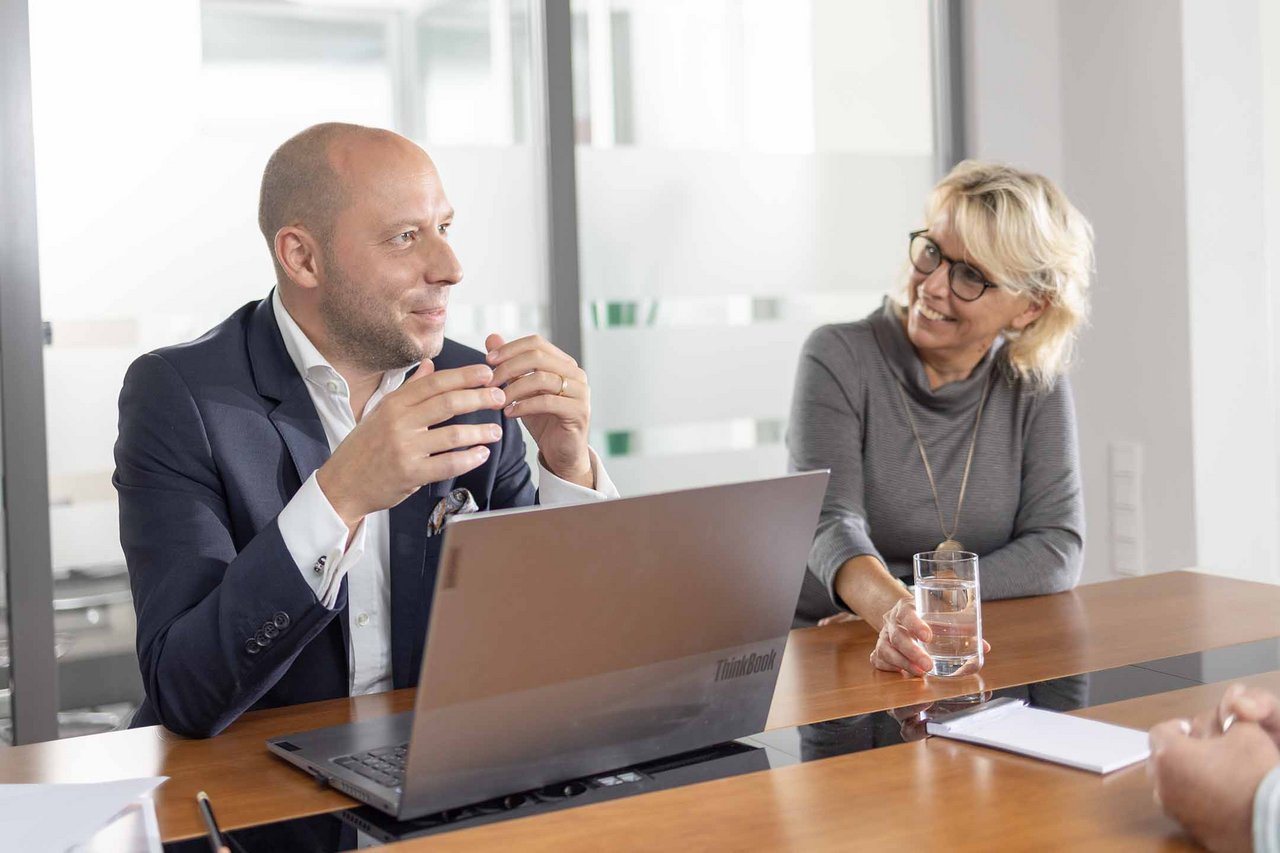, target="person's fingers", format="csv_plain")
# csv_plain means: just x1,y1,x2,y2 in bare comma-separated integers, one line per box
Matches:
871,626,909,674
1221,685,1280,731
1188,708,1221,739
871,639,921,676
486,333,574,370
501,370,581,407
416,423,504,456
1149,717,1194,754
485,333,507,354
414,445,491,484
885,619,934,673
414,387,507,428
982,639,991,653
503,391,585,421
489,348,583,389
393,363,493,407
896,604,933,643
876,624,929,676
